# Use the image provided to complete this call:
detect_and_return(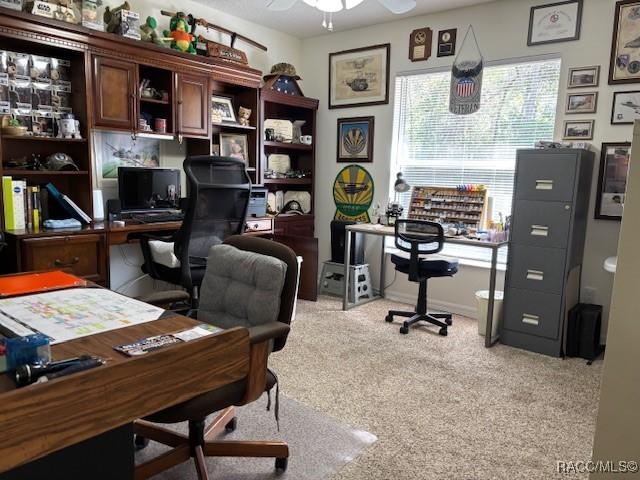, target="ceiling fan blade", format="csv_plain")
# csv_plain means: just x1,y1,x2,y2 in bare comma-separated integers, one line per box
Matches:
267,0,299,11
376,0,416,14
